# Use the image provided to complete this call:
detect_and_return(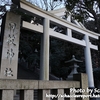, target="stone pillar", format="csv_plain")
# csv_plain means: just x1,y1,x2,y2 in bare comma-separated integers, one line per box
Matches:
40,18,49,80
0,12,20,79
67,28,72,37
66,15,72,37
58,89,64,100
73,73,89,100
43,90,50,100
24,90,34,100
2,90,14,100
84,35,94,88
